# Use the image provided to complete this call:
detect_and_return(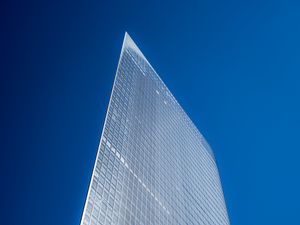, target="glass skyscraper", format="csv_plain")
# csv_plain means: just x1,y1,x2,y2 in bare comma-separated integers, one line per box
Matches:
80,32,230,225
